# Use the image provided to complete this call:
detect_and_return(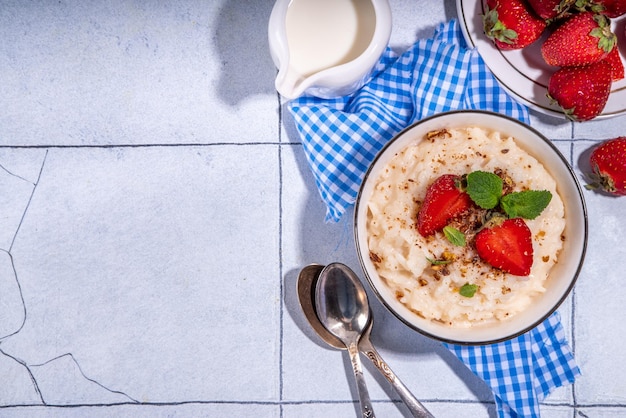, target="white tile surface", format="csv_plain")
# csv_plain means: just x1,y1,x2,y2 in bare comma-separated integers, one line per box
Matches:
5,146,281,403
1,0,626,417
0,0,277,146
